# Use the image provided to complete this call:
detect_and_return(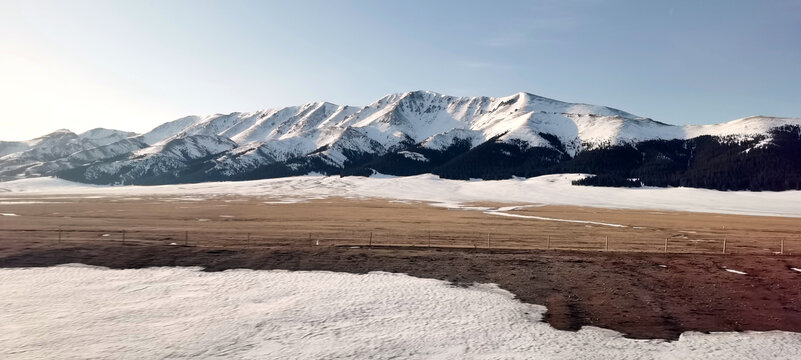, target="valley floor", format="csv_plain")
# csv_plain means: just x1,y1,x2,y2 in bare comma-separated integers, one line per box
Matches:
1,174,800,356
